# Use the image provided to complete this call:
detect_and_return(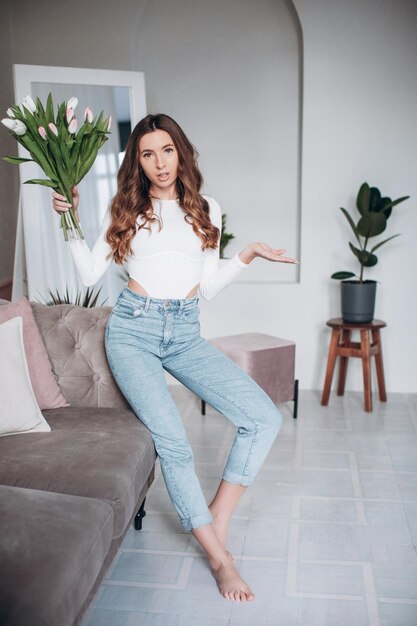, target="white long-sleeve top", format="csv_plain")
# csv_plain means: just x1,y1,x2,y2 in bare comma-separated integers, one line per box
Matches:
68,196,249,300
